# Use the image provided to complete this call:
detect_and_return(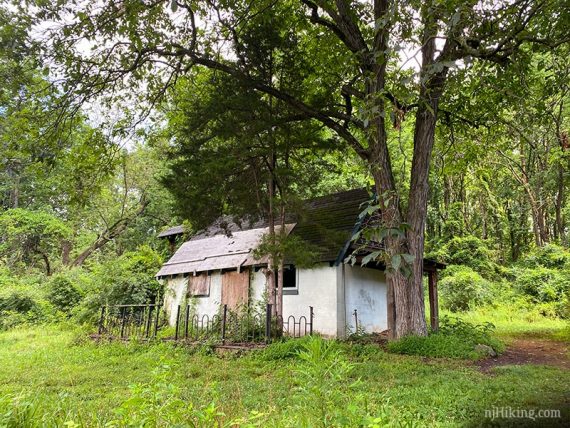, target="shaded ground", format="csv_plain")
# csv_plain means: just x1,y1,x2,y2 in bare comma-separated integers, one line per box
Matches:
476,338,569,373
